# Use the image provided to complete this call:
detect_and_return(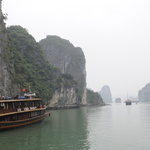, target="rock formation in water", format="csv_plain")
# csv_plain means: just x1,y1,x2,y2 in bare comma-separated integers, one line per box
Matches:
86,89,104,106
7,25,80,107
115,98,121,103
138,83,150,102
0,1,88,107
100,85,112,103
39,36,87,105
